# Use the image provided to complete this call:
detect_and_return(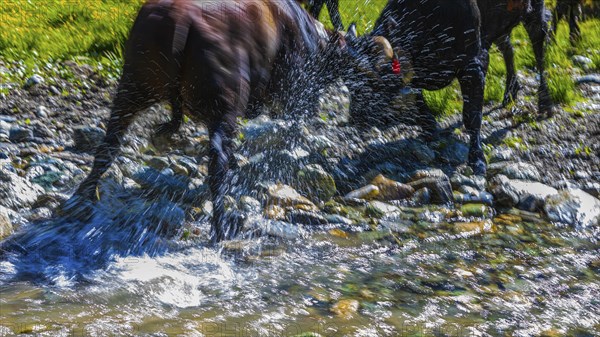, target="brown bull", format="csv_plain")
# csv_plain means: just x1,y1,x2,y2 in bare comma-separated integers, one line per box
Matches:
72,0,394,243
